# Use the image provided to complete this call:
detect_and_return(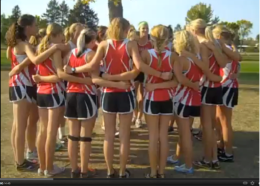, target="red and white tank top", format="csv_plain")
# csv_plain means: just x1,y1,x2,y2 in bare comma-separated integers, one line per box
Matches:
165,42,173,51
175,57,203,106
201,53,223,88
9,48,36,87
137,40,153,53
102,39,134,93
66,48,97,94
221,44,239,88
36,57,65,94
68,41,76,50
144,49,173,101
